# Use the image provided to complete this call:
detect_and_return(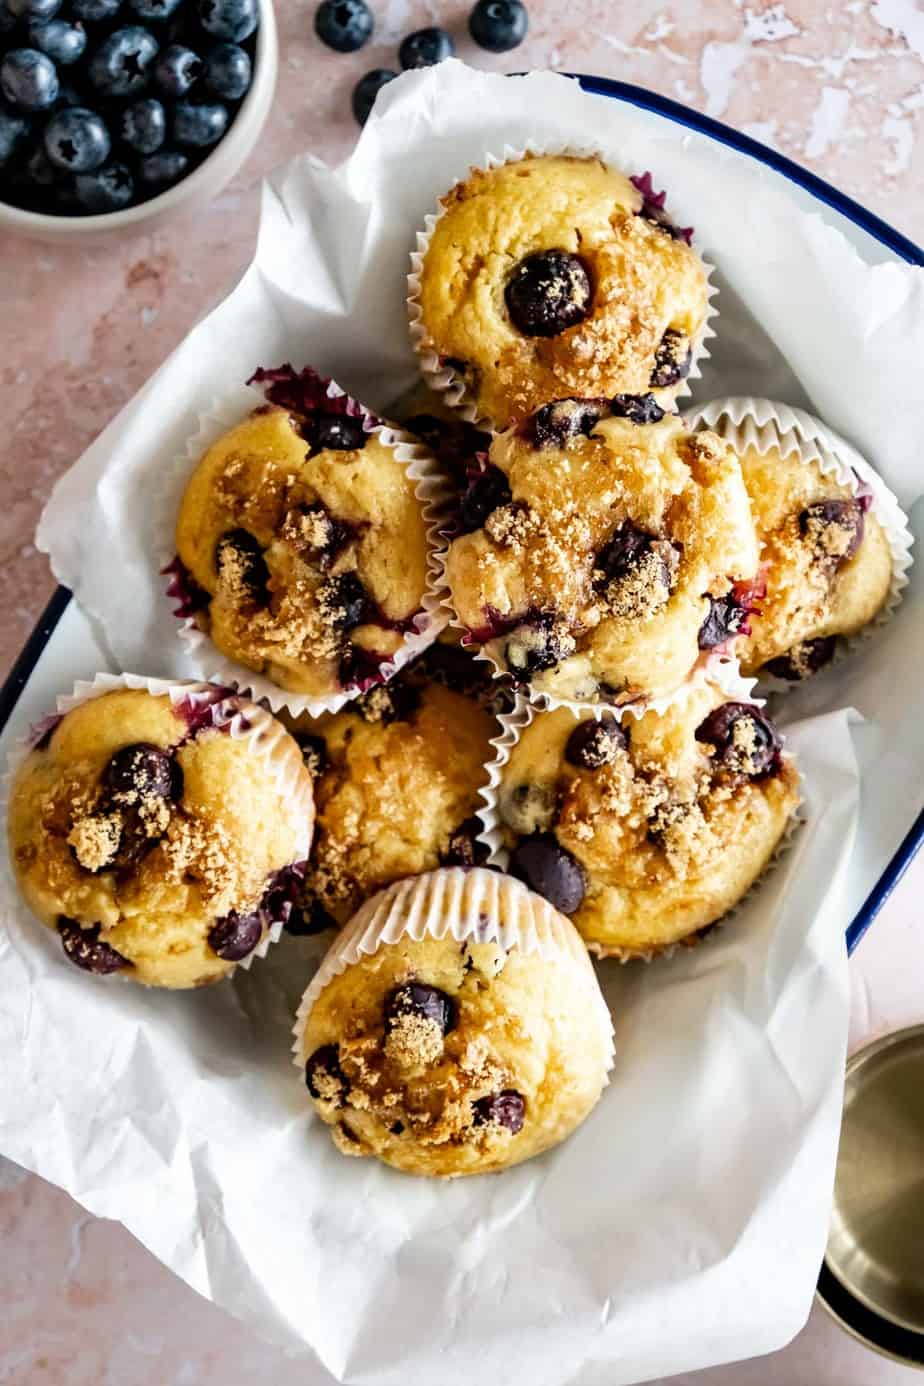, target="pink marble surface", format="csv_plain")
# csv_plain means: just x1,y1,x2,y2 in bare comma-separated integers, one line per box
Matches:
3,1,924,1382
